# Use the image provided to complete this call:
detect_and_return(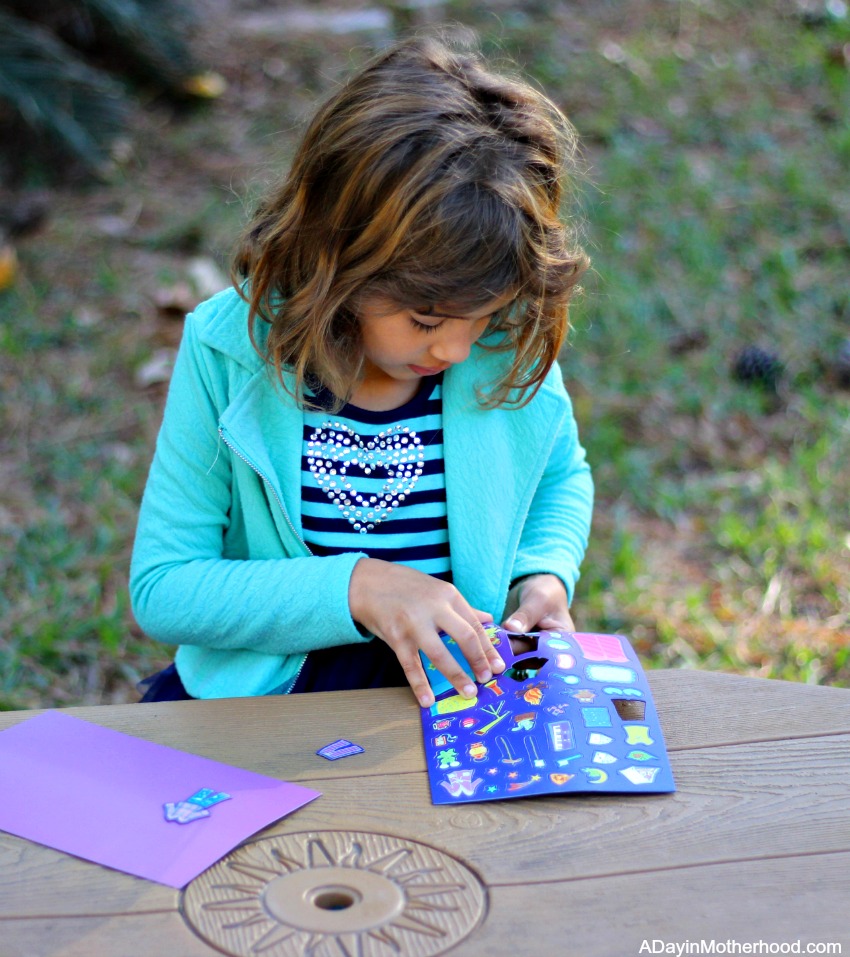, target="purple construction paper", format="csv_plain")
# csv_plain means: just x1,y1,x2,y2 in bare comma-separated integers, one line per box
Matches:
0,711,320,888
